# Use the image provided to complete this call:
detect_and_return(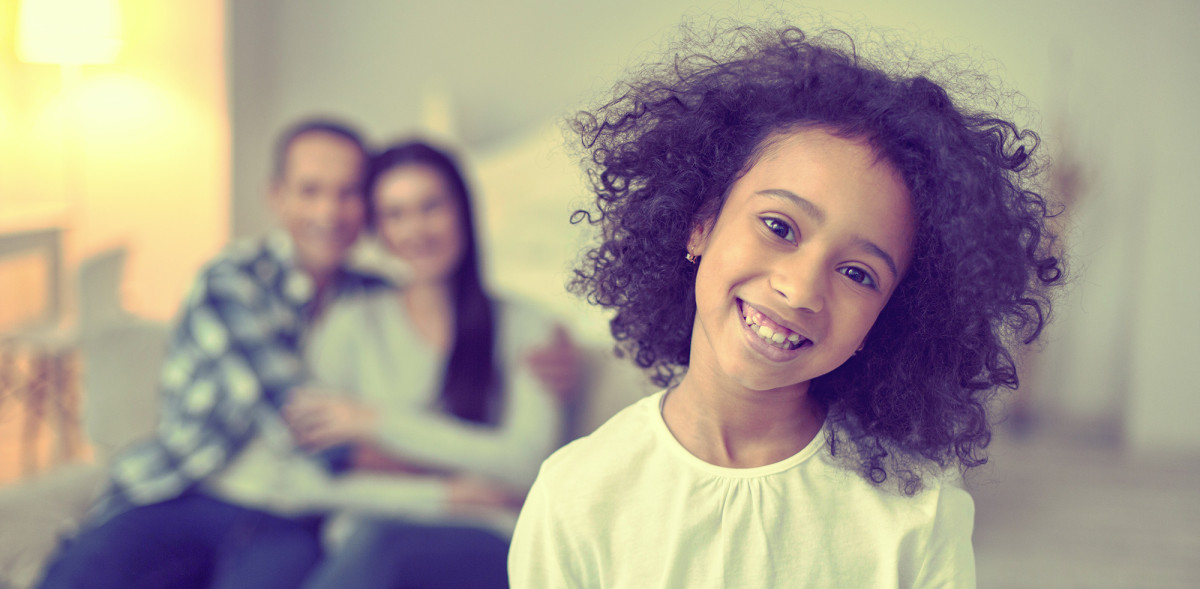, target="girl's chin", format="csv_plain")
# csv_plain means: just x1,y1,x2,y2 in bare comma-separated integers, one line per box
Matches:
718,359,814,393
